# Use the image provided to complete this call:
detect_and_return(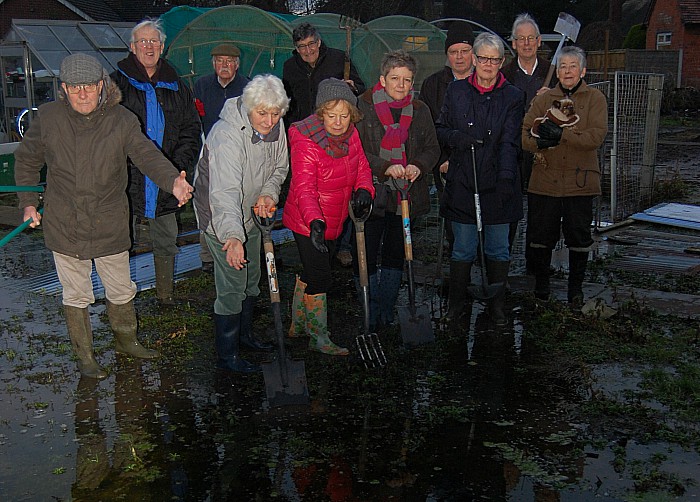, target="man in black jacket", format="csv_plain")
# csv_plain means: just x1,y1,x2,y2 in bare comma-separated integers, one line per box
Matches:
282,22,365,125
112,18,202,305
